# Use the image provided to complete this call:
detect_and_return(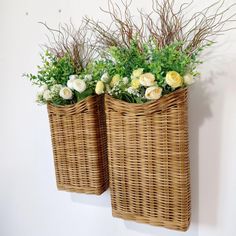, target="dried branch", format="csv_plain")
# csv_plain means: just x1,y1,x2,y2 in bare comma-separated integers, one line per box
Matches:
39,21,97,72
85,0,148,52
